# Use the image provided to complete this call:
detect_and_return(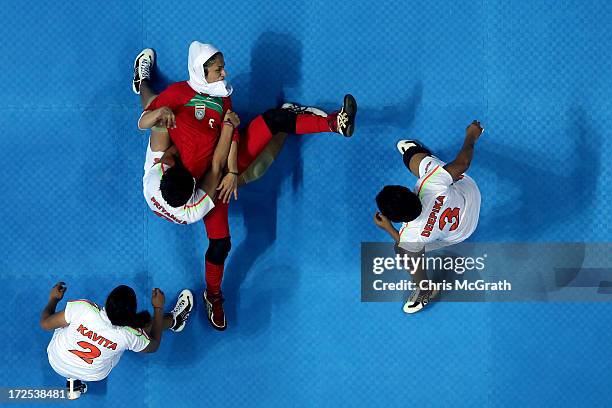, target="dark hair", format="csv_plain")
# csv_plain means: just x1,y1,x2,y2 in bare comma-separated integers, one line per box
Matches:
376,185,423,223
203,52,223,77
105,285,151,328
160,162,194,208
